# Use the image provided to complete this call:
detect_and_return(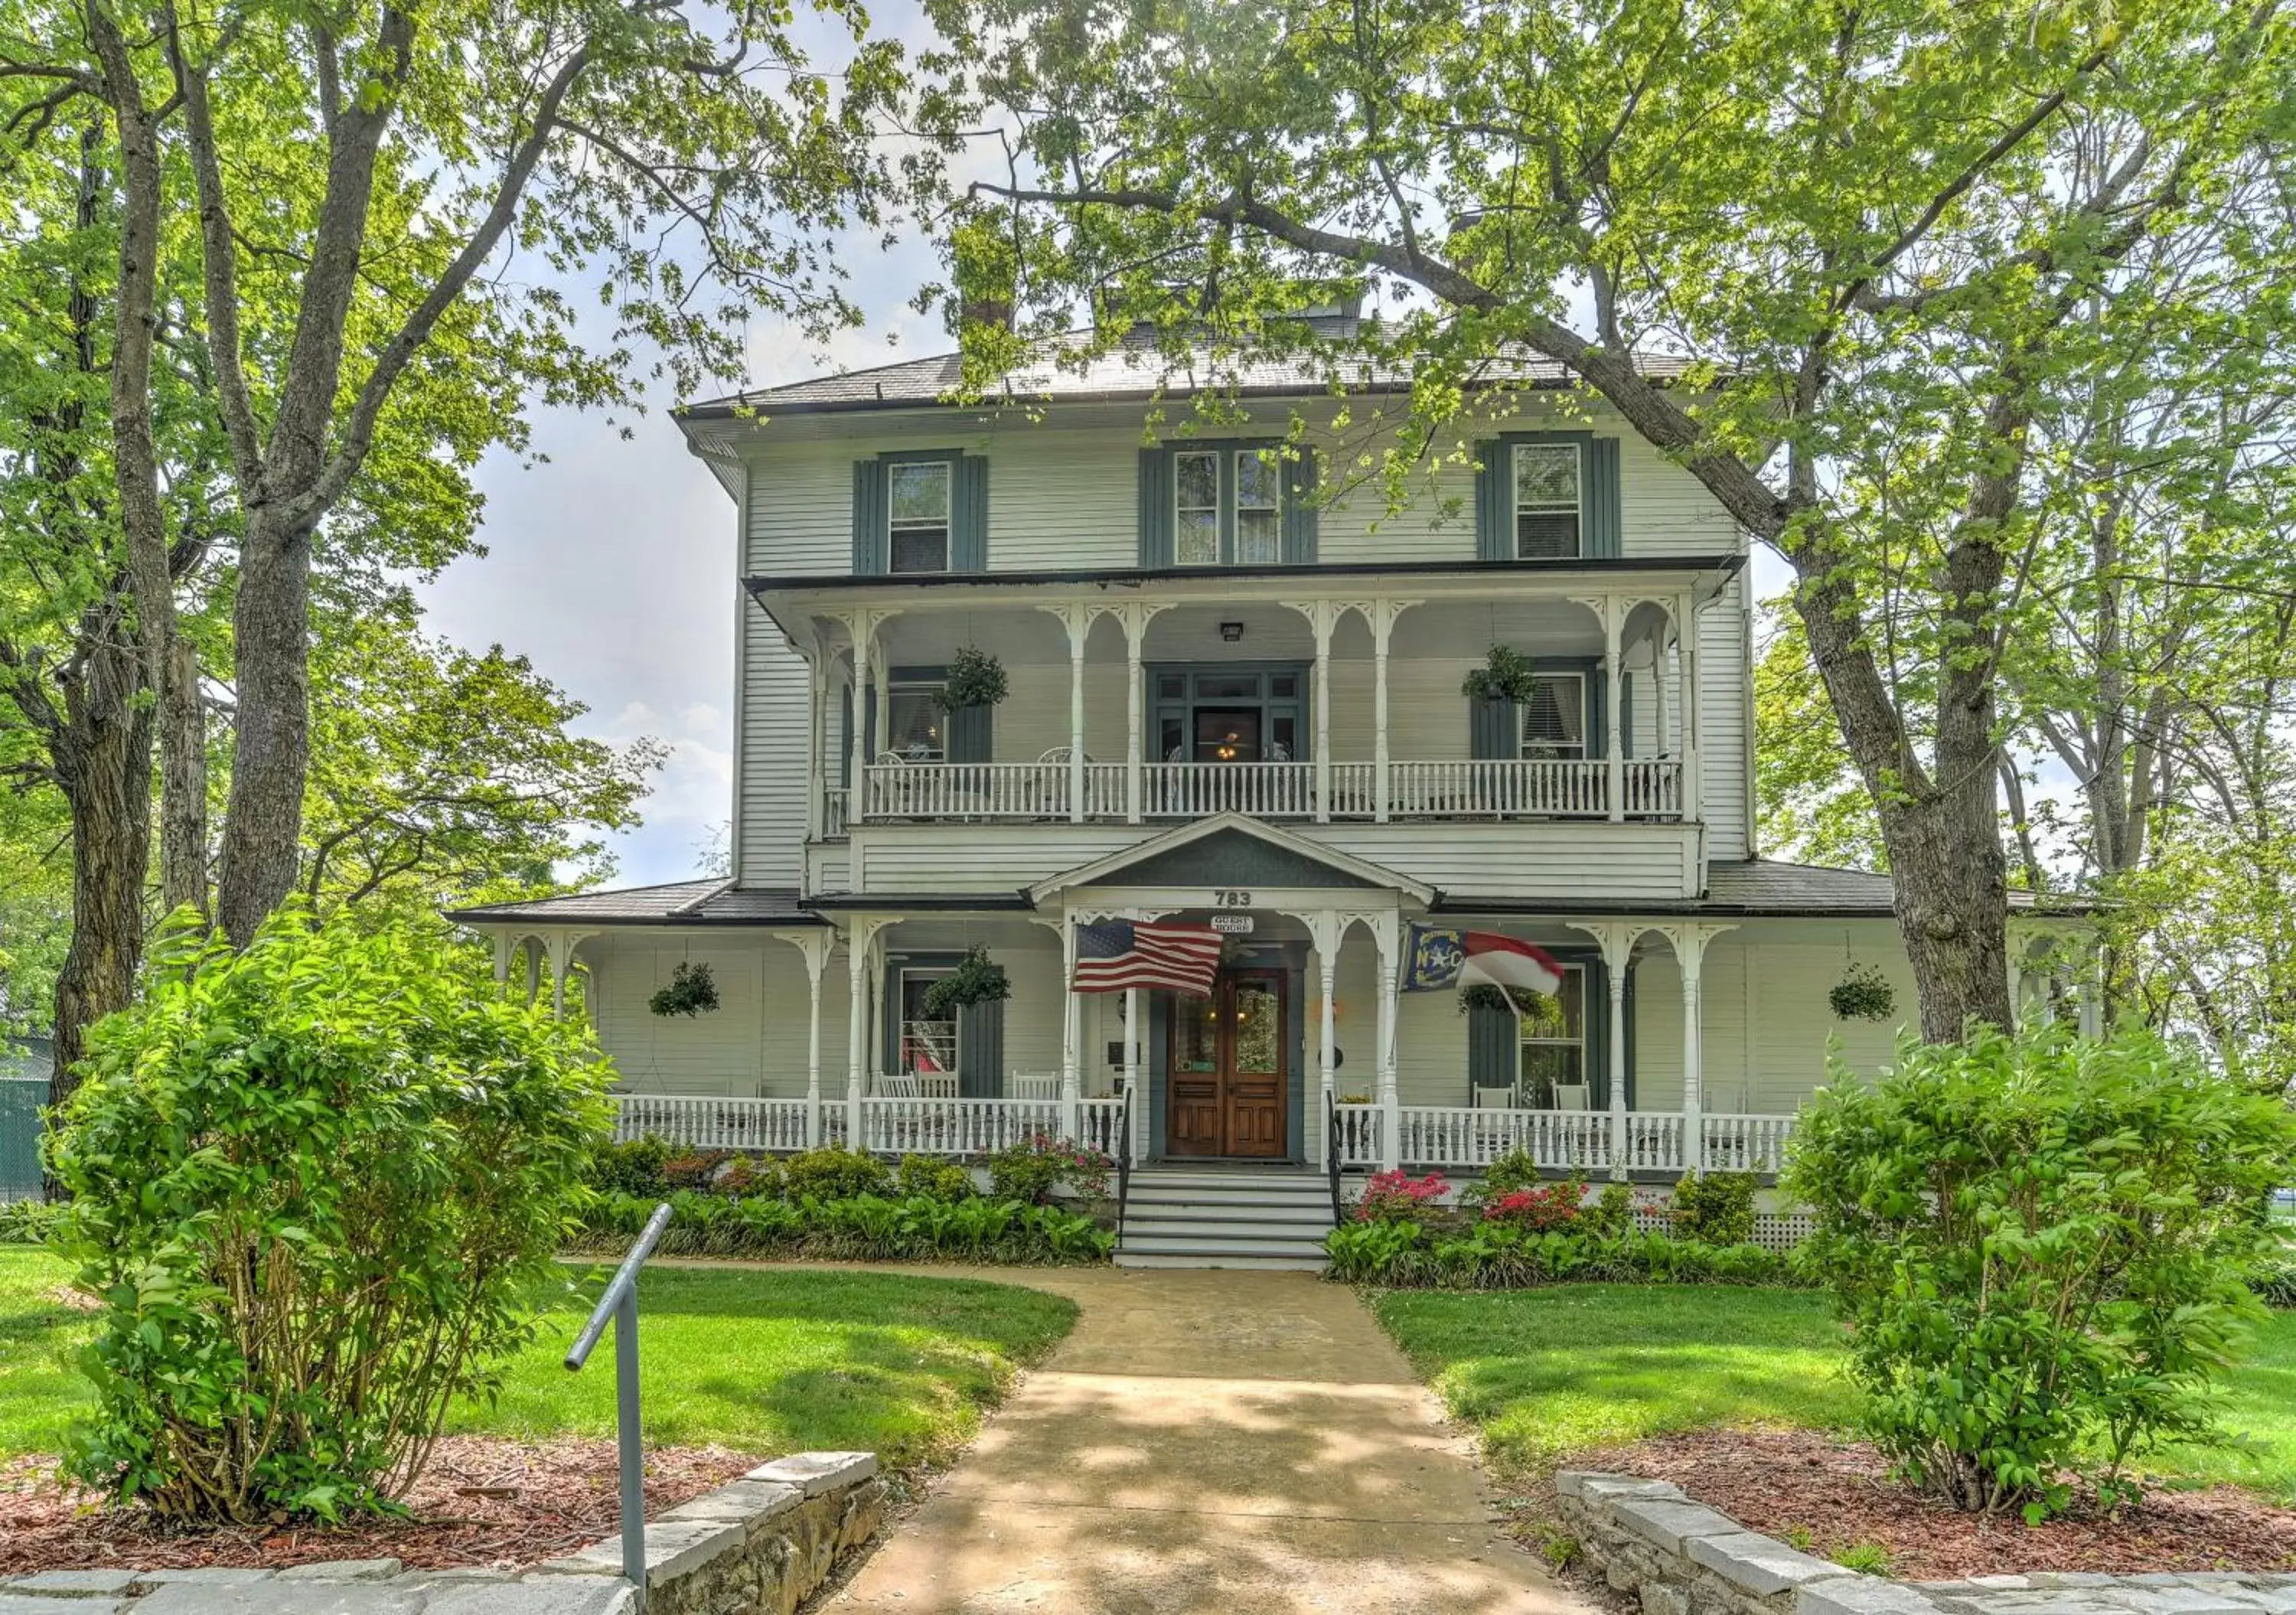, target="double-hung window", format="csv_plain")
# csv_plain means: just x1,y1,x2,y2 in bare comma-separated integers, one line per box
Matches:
1519,673,1587,760
1512,443,1583,559
1515,967,1586,1102
885,680,946,760
1174,447,1285,566
888,461,952,573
